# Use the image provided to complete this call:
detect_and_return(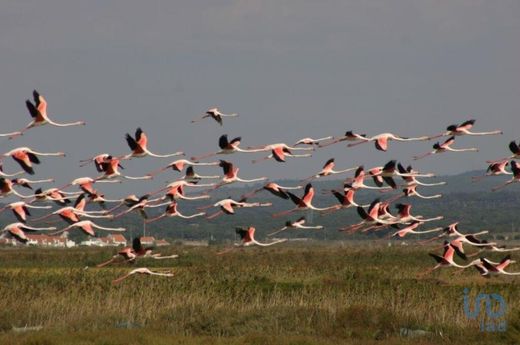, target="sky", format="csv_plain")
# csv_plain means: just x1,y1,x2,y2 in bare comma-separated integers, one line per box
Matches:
1,0,519,196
